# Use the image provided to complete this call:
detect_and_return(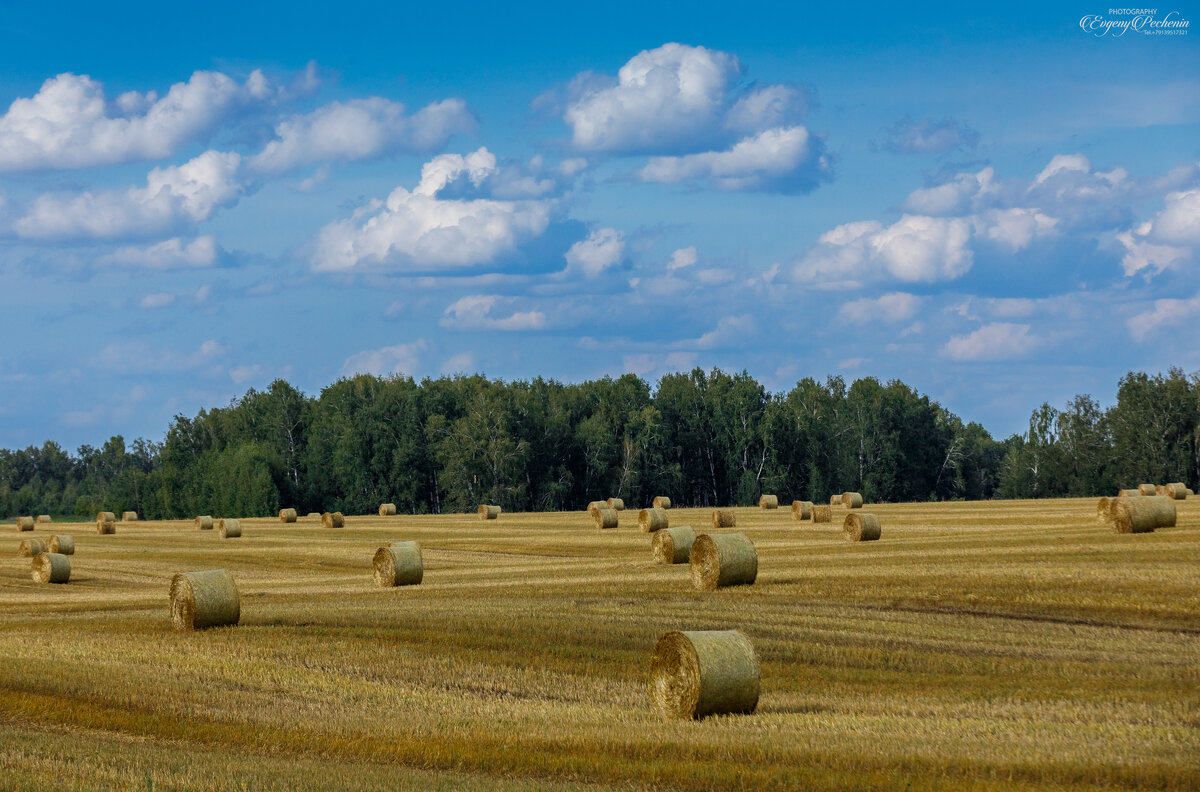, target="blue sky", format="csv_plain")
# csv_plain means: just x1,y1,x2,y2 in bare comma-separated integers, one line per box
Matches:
1,1,1197,449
